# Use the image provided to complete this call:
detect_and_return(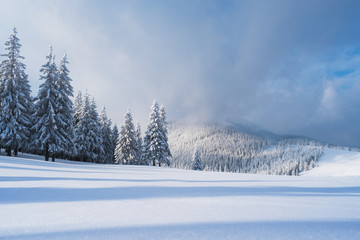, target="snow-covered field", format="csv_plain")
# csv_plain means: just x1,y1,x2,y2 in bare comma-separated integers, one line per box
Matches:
0,149,359,240
303,148,360,177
